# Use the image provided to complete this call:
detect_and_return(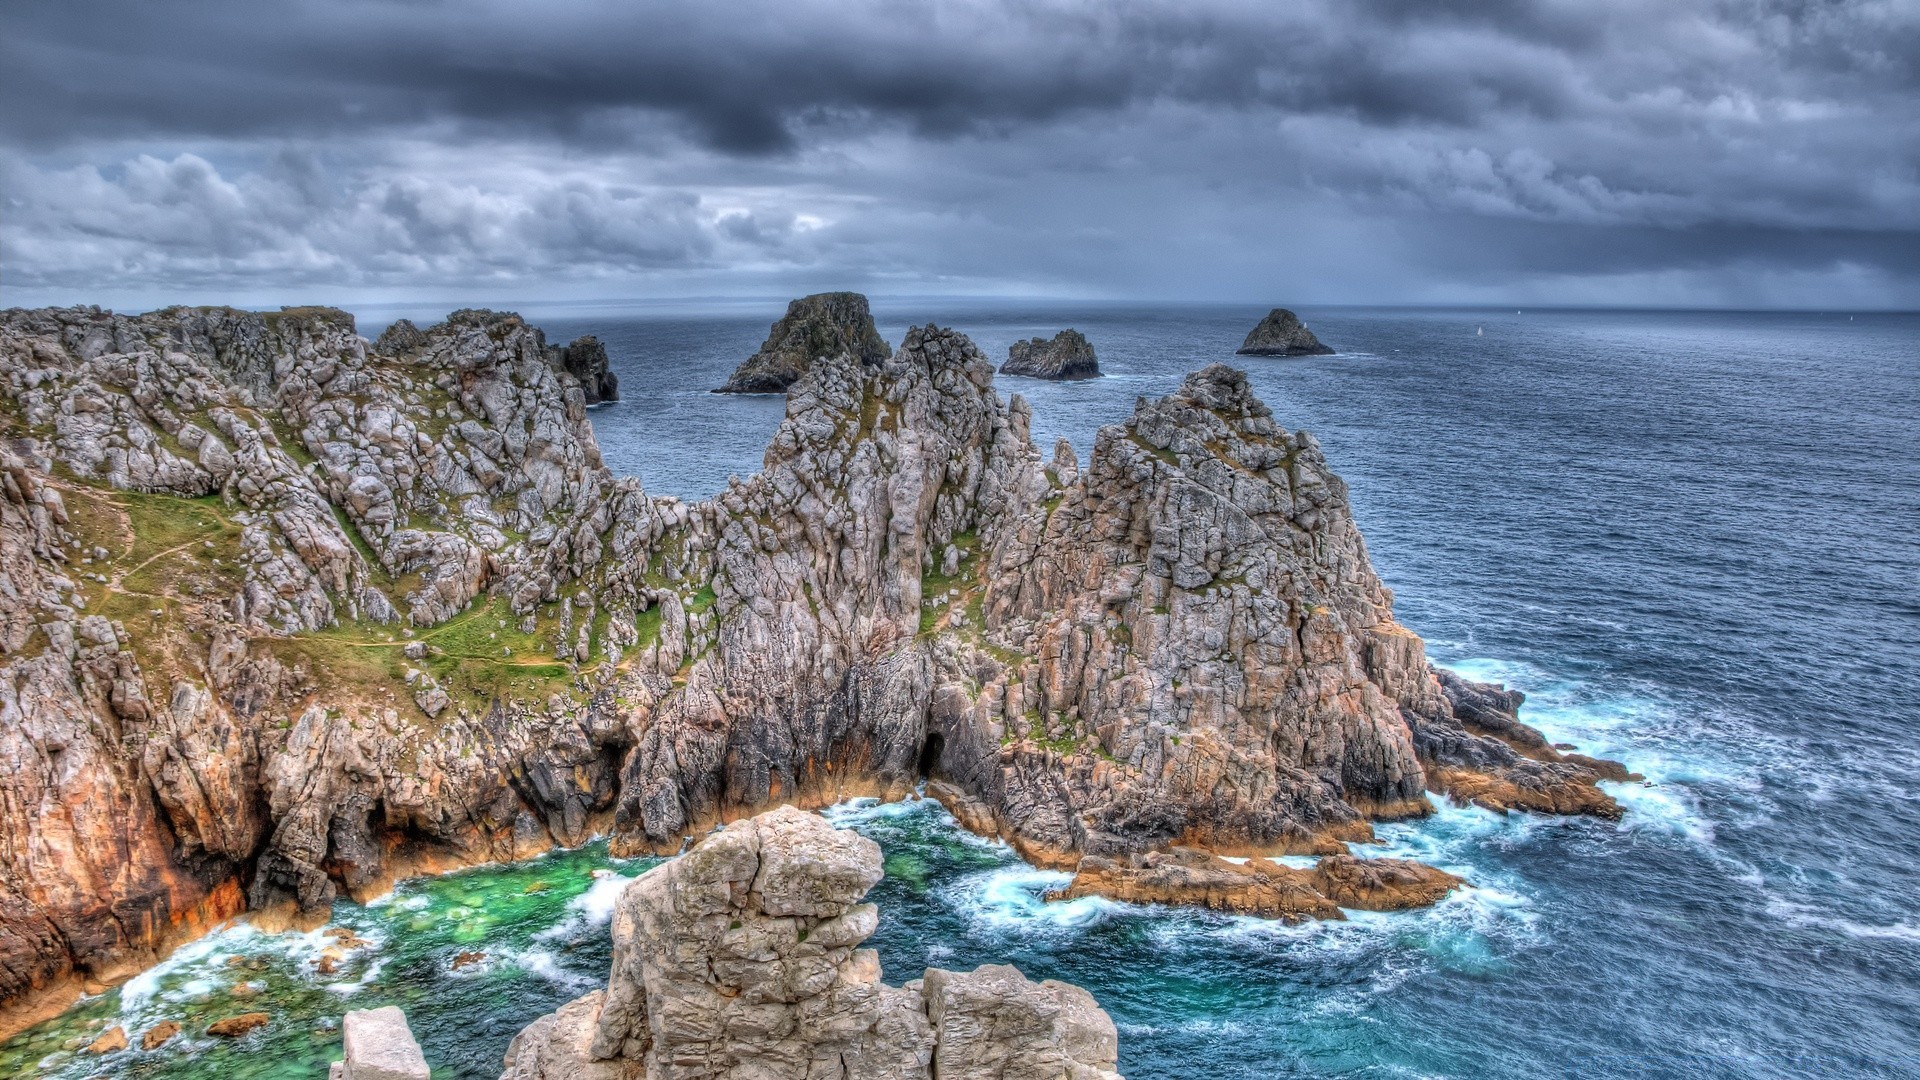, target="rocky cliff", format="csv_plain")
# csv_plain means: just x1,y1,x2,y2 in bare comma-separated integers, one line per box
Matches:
715,292,892,393
1236,308,1334,356
500,806,1122,1080
0,302,1622,1038
1000,329,1099,380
